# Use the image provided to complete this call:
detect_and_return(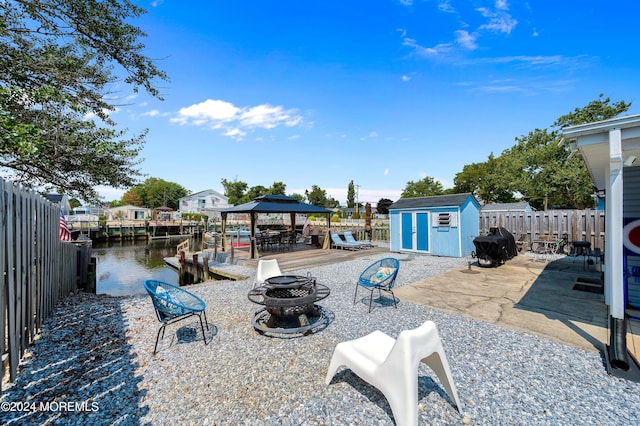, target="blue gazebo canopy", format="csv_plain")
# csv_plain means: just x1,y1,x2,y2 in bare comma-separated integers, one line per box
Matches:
221,195,332,215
